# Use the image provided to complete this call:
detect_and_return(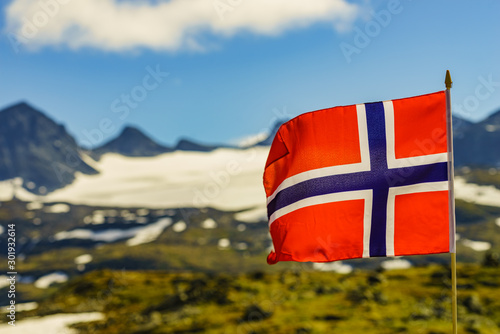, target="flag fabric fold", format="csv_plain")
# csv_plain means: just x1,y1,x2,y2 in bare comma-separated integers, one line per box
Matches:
264,91,452,265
